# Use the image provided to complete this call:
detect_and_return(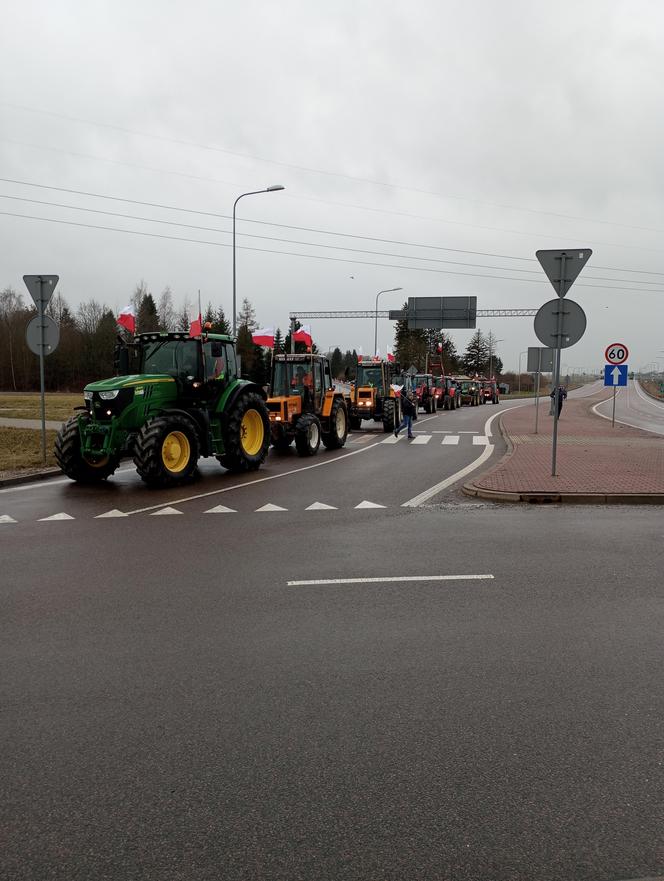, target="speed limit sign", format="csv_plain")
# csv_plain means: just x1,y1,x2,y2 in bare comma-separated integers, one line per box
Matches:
605,343,629,365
